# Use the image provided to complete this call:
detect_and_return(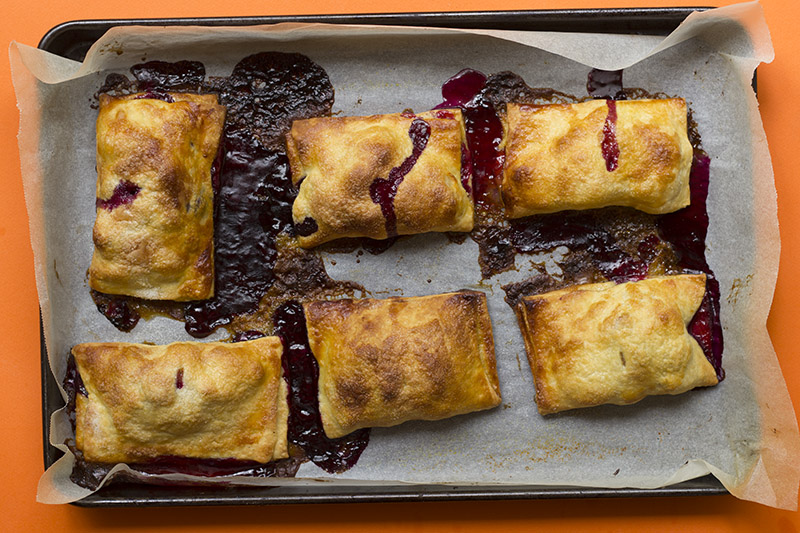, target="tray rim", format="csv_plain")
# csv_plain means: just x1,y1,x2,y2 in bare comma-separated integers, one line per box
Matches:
37,7,728,507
